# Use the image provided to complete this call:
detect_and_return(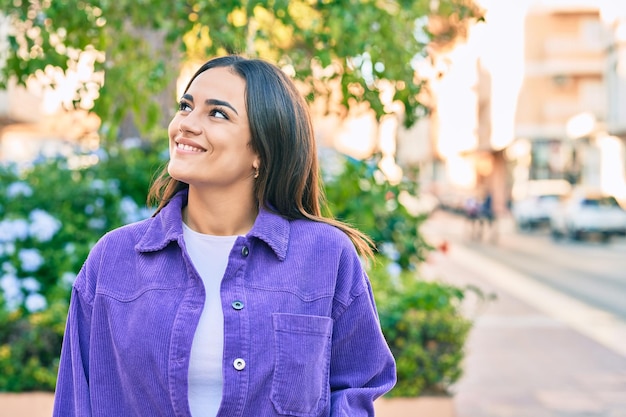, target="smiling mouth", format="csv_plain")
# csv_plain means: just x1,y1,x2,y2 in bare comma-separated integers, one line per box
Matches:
176,142,206,153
